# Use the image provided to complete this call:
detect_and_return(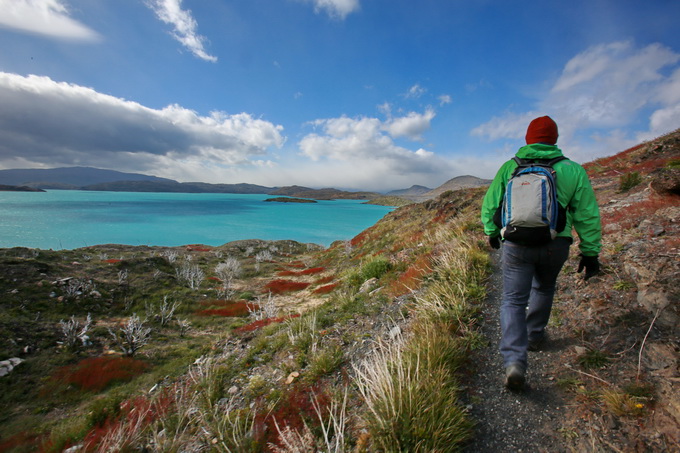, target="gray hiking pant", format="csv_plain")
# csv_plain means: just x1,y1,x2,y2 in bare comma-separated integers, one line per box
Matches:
499,238,571,368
